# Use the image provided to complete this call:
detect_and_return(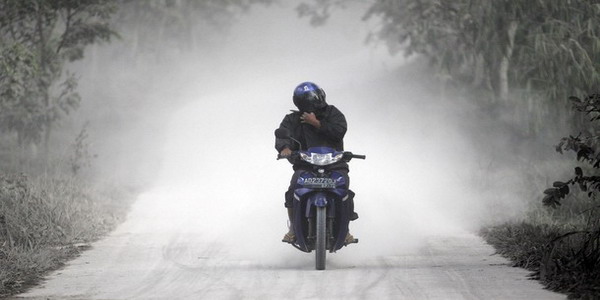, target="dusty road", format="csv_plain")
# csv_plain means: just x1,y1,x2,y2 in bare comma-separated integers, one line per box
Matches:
15,56,566,300
15,188,564,300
